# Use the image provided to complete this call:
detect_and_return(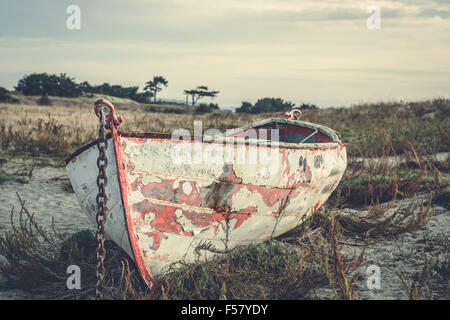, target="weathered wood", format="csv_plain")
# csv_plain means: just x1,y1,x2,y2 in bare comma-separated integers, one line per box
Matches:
66,119,347,286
